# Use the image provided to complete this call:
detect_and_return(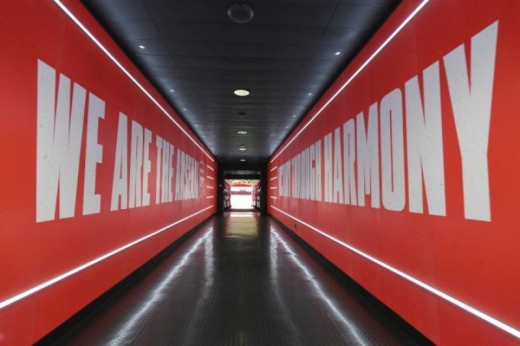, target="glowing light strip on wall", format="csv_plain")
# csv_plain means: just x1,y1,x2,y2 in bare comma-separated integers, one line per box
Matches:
271,206,520,339
206,165,215,171
270,176,278,181
270,0,430,162
0,206,213,311
52,0,213,162
270,166,278,172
